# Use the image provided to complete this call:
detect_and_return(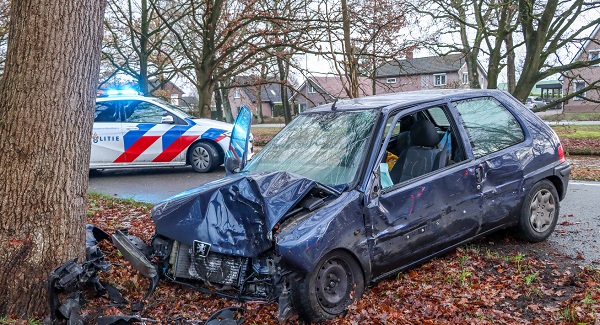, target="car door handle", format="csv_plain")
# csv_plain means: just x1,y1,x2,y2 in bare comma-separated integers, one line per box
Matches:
126,126,139,130
475,165,484,187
